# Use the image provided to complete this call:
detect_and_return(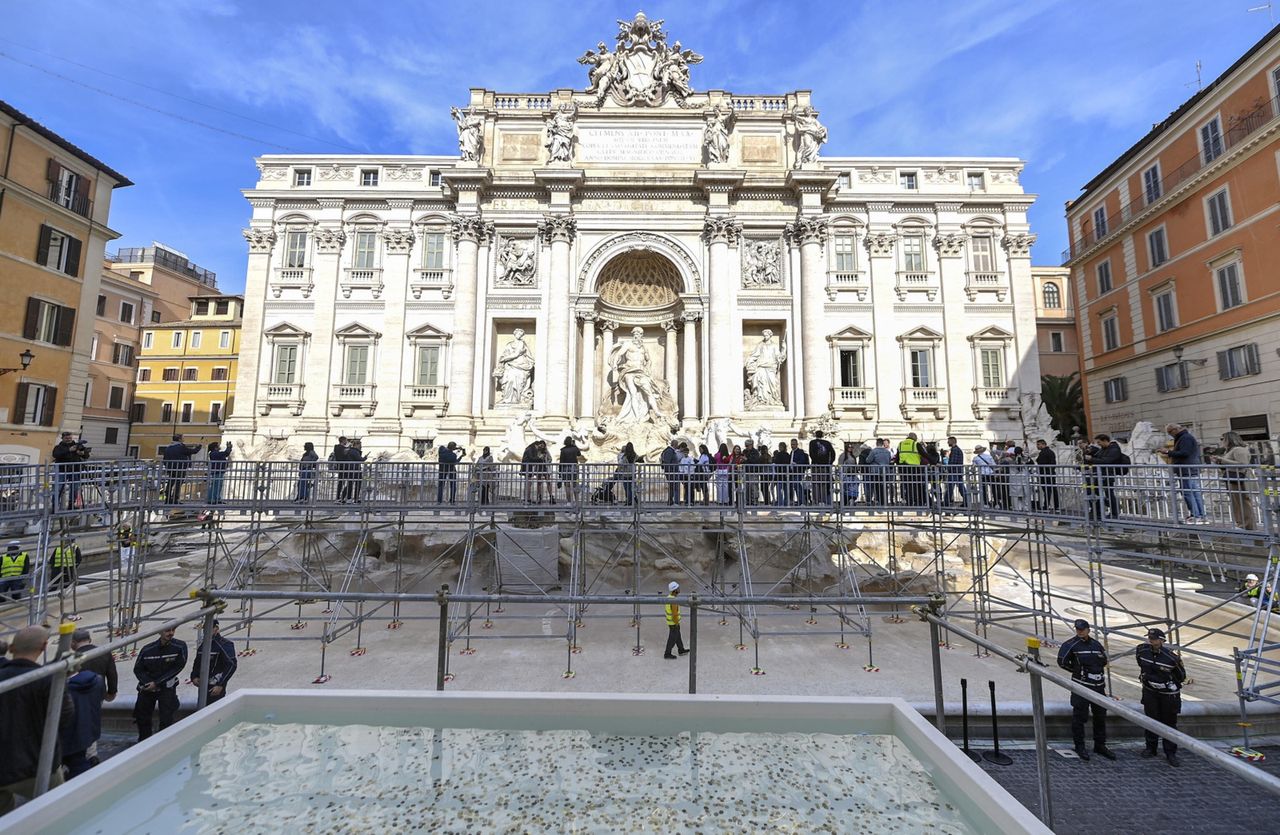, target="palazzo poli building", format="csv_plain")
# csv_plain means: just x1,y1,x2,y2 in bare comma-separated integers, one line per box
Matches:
226,14,1043,458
